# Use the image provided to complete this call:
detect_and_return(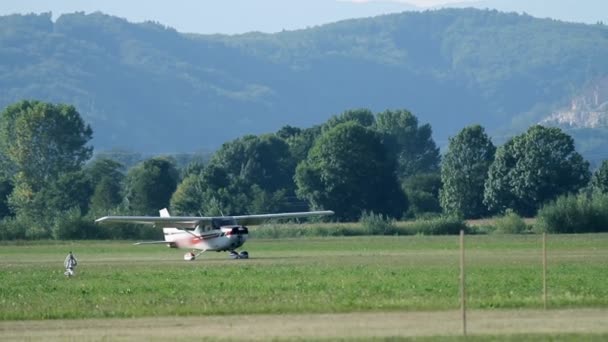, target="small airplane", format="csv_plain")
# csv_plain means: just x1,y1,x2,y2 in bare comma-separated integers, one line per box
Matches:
95,209,333,261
